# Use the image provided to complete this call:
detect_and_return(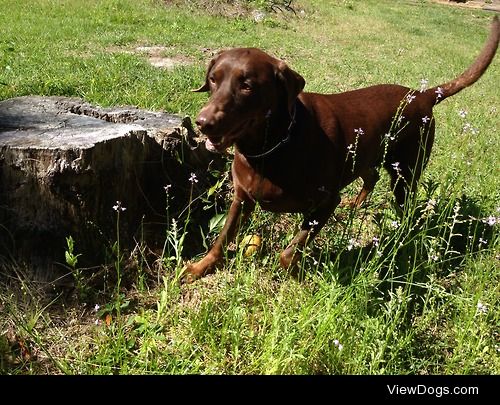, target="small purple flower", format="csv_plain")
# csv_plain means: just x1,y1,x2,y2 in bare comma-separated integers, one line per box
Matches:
435,87,444,99
422,116,430,124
